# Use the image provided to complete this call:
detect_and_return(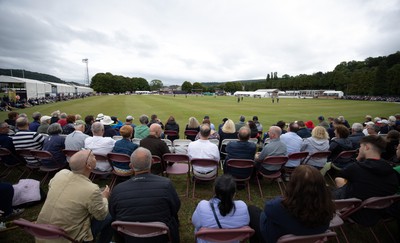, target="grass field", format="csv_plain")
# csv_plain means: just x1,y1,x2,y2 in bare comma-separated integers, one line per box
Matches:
0,95,399,242
0,95,399,136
